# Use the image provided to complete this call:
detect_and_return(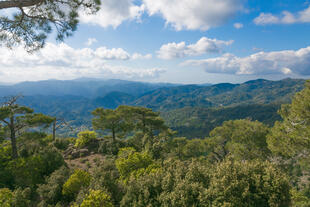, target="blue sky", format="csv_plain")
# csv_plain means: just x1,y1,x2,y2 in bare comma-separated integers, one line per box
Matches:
1,0,310,84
